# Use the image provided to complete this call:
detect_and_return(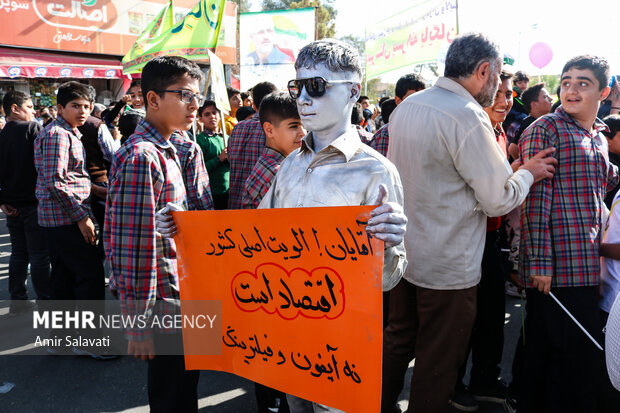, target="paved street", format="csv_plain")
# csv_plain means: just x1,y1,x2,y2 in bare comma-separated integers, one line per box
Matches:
0,211,522,412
